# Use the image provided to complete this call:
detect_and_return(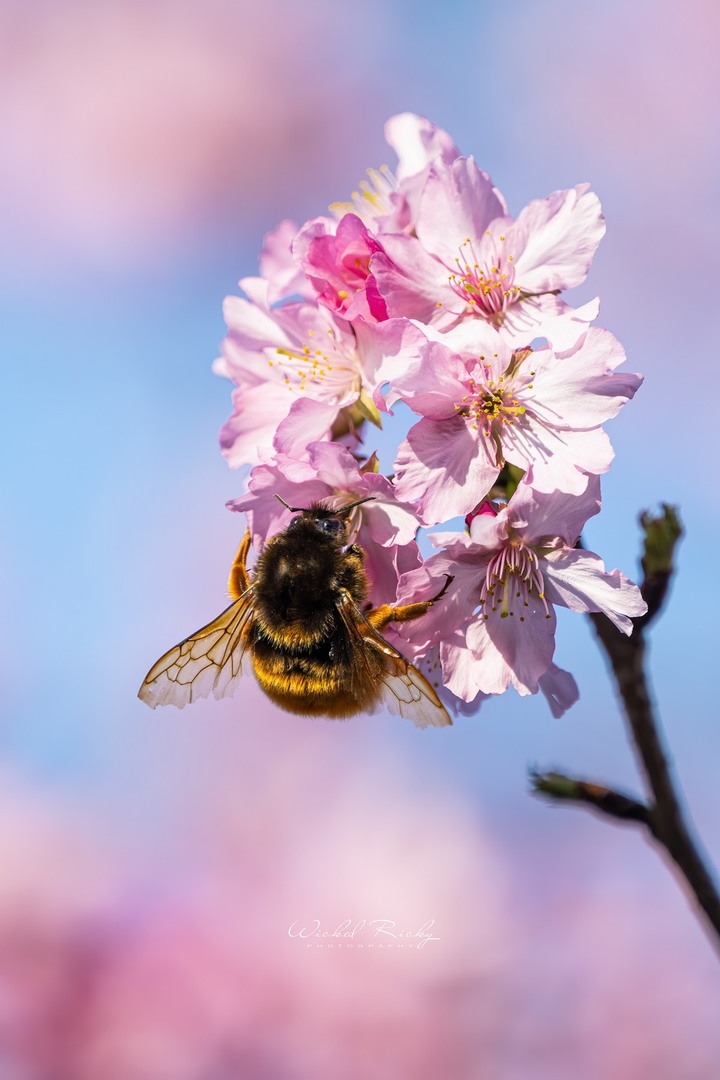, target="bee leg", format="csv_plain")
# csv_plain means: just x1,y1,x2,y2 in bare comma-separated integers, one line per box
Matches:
366,575,454,632
228,529,252,600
